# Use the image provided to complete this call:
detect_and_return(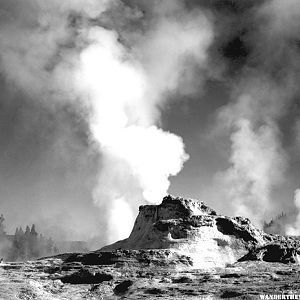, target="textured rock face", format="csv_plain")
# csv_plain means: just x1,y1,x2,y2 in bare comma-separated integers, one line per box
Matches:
101,195,269,268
